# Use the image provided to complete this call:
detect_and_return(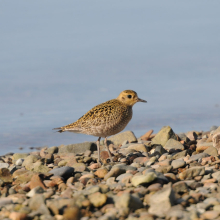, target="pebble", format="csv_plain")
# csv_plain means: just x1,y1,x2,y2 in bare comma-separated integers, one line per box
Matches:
108,130,137,145
179,166,205,180
49,166,74,179
164,138,185,151
171,159,186,169
151,126,177,146
148,183,175,217
15,158,24,166
127,144,148,152
131,172,157,186
94,167,108,178
58,142,97,154
88,192,107,207
114,192,143,210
